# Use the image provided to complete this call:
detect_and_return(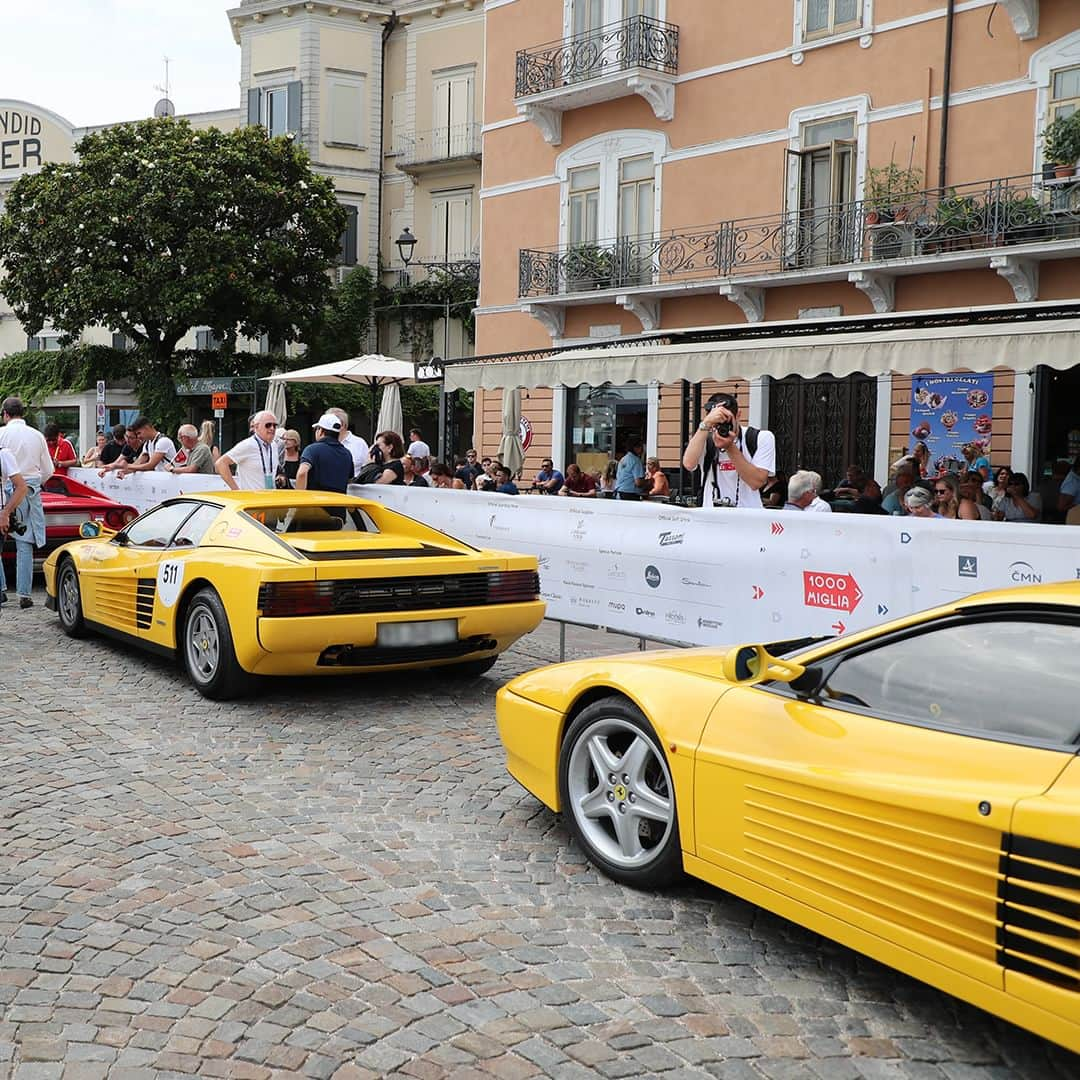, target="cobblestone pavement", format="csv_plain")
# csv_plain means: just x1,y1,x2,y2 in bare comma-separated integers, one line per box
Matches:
2,591,1078,1080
